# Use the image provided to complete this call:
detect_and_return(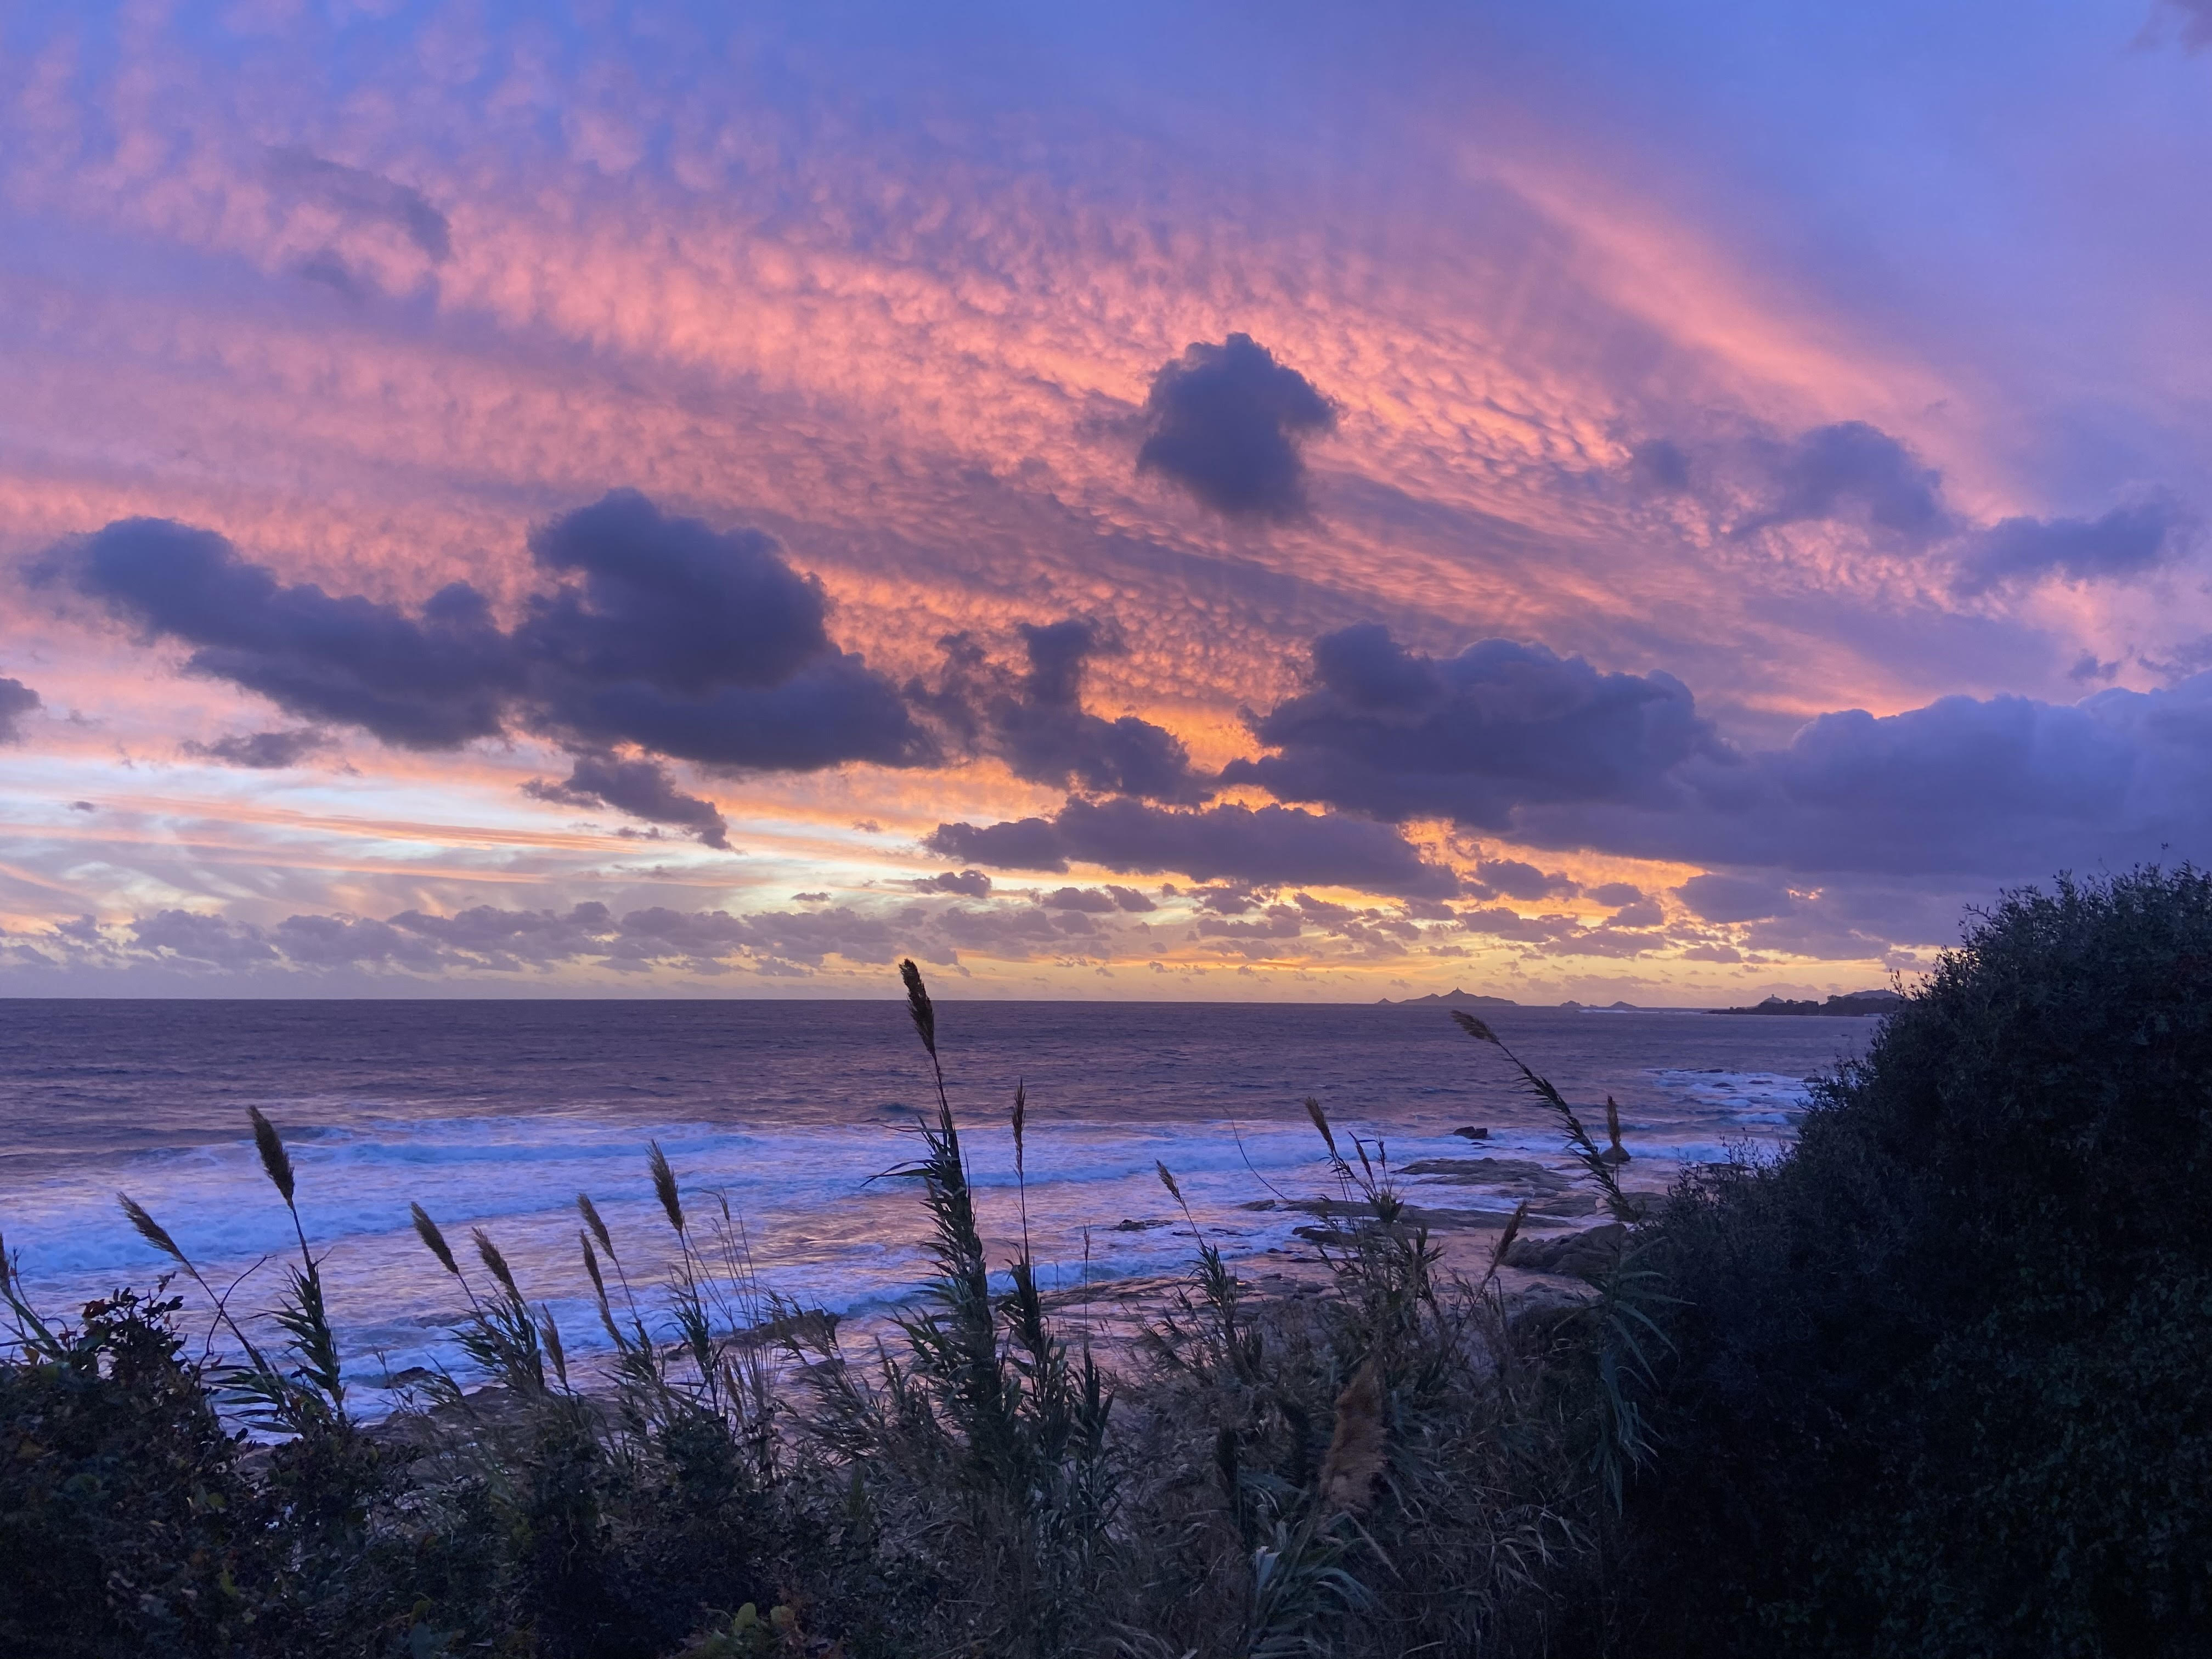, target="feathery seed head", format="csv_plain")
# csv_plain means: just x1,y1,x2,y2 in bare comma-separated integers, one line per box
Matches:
1492,1200,1528,1270
648,1141,685,1234
1155,1160,1183,1205
119,1194,187,1264
579,1231,607,1299
900,957,936,1057
410,1203,461,1277
1302,1095,1339,1159
577,1192,614,1255
539,1305,567,1387
248,1106,296,1206
1451,1010,1500,1046
472,1228,520,1296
